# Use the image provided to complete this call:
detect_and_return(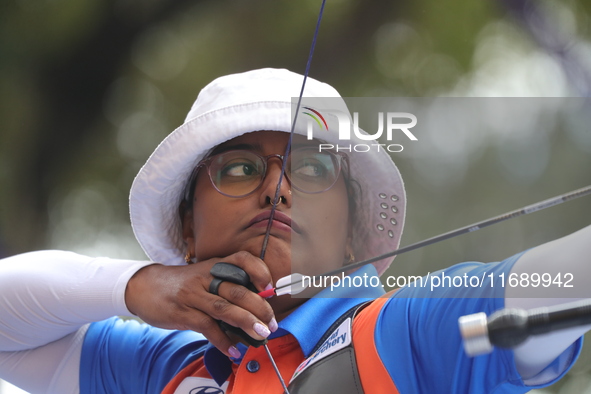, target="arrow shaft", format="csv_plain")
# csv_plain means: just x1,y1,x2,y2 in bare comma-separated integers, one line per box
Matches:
275,185,591,293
